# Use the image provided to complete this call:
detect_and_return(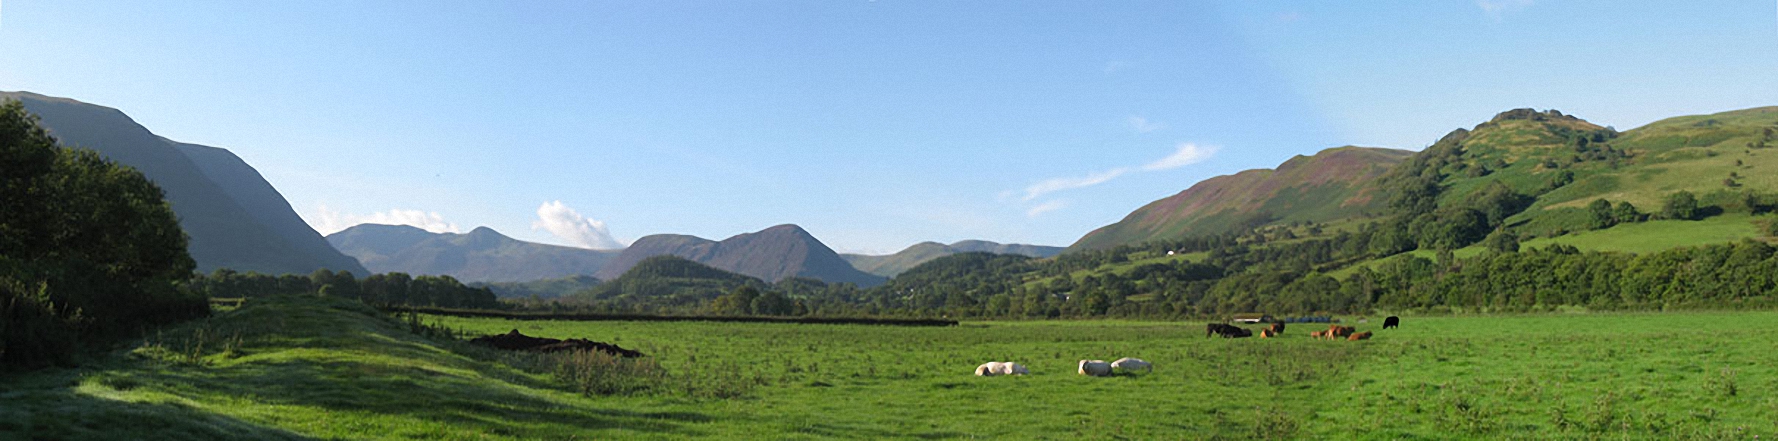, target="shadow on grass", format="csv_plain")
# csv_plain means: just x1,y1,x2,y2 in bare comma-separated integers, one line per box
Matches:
6,295,717,439
0,368,310,440
133,356,712,436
